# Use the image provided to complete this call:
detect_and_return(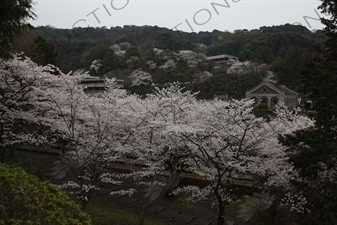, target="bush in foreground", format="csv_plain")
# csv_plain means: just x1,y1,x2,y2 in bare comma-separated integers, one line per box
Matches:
0,164,91,225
